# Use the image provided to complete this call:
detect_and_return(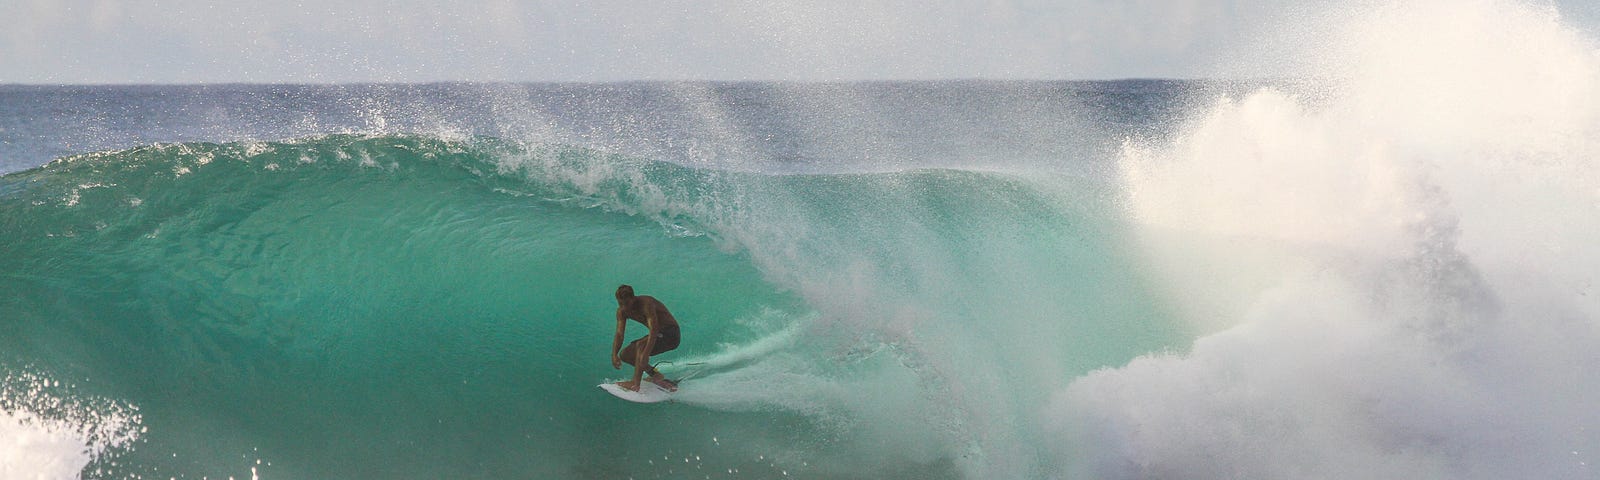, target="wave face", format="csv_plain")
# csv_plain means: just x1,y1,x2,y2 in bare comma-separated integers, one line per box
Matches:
4,2,1600,478
0,134,1177,478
